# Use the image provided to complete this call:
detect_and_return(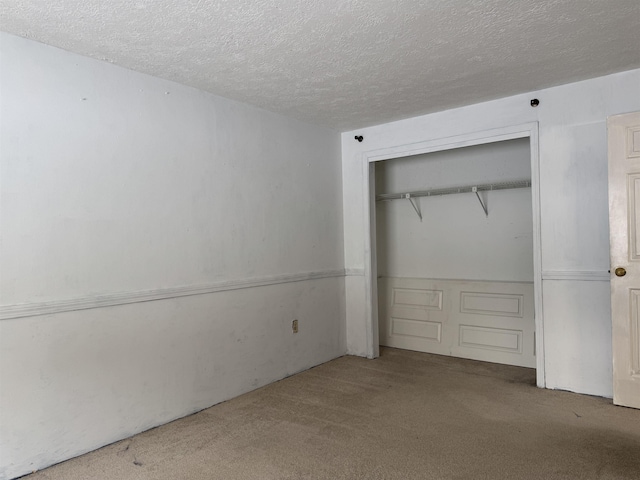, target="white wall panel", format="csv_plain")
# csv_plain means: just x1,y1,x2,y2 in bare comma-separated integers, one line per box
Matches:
393,288,443,309
459,325,522,353
460,292,524,317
